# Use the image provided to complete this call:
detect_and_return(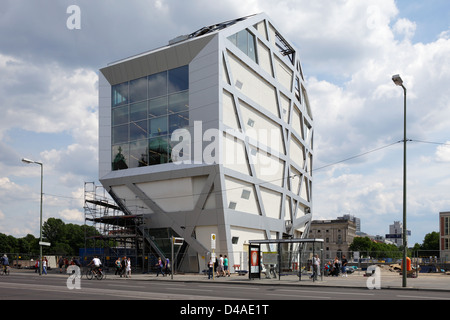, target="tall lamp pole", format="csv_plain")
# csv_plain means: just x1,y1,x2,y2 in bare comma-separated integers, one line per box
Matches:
392,74,407,288
21,158,44,276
